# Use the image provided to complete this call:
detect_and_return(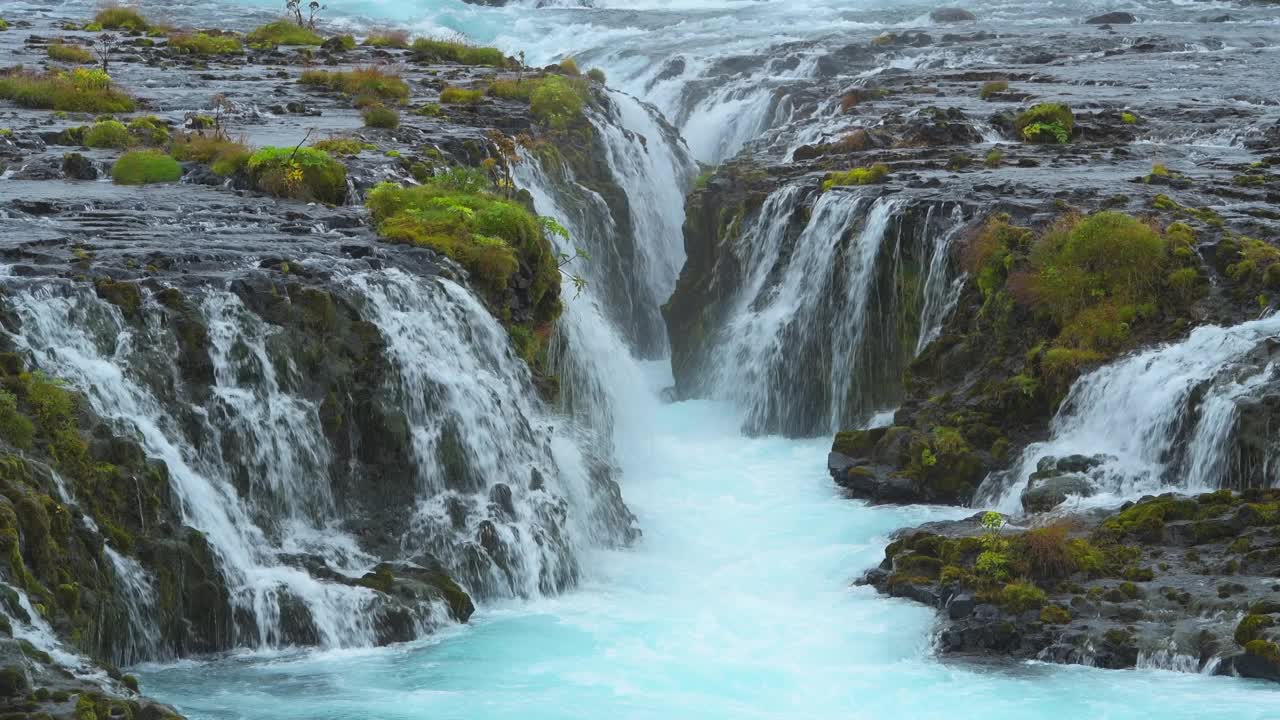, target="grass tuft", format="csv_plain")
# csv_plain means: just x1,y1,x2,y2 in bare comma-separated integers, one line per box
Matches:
0,67,135,113
112,150,181,184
